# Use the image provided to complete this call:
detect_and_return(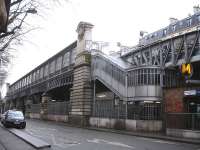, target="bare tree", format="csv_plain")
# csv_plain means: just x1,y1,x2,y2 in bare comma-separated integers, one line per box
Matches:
0,0,69,88
0,0,39,87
